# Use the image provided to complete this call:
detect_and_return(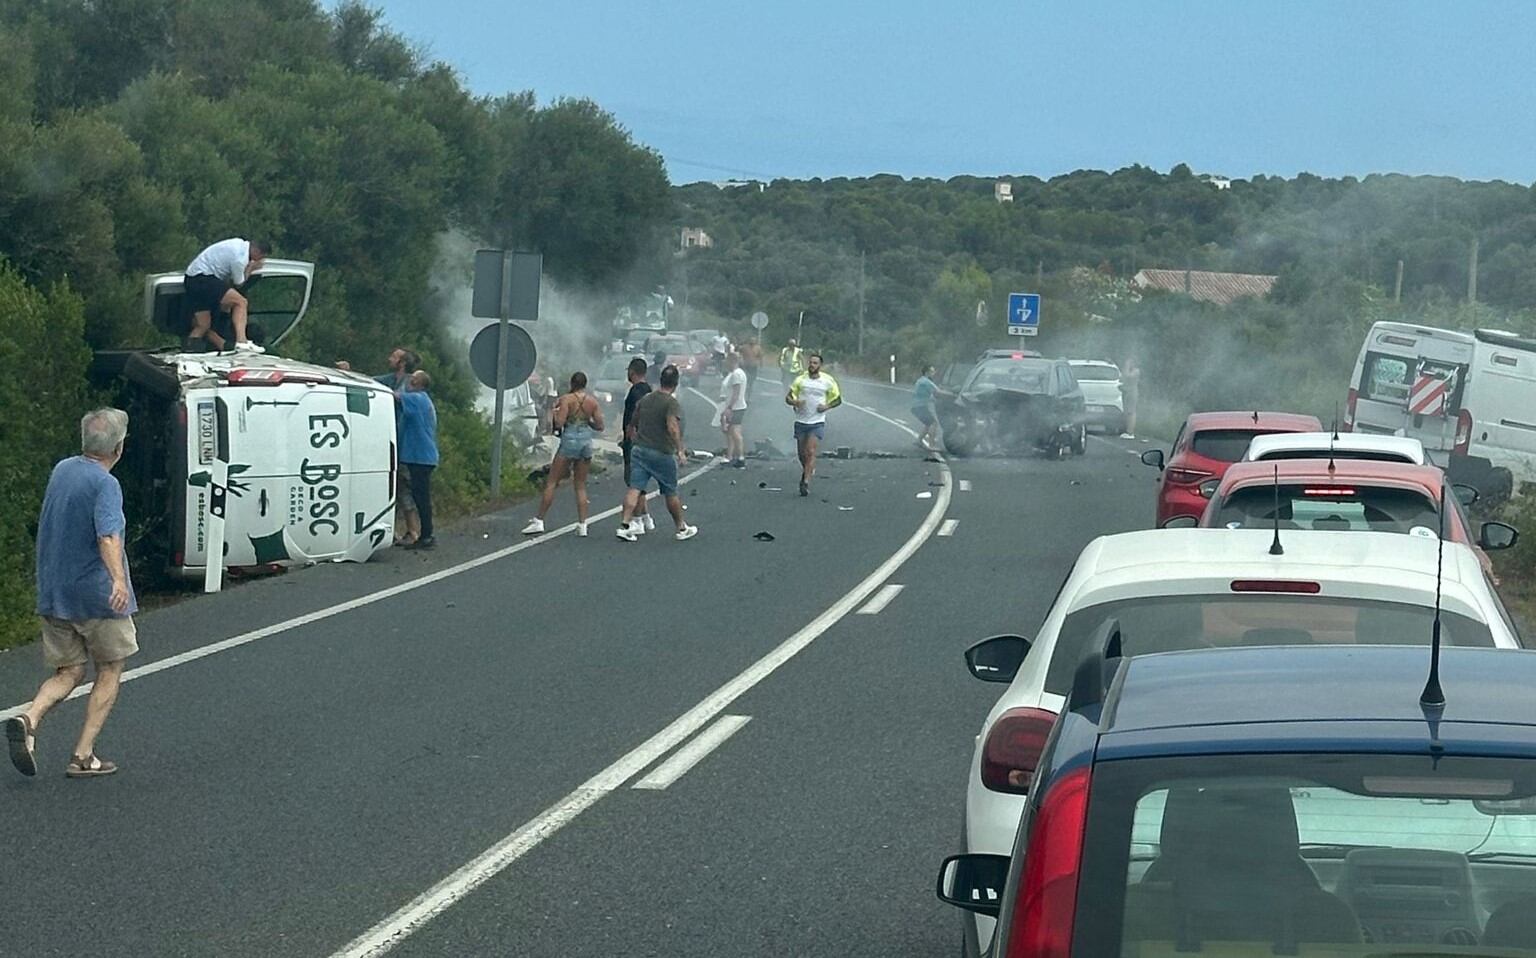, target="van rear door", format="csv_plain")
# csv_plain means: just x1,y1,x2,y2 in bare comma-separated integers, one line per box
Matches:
1470,331,1536,479
146,259,315,348
1351,325,1472,457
